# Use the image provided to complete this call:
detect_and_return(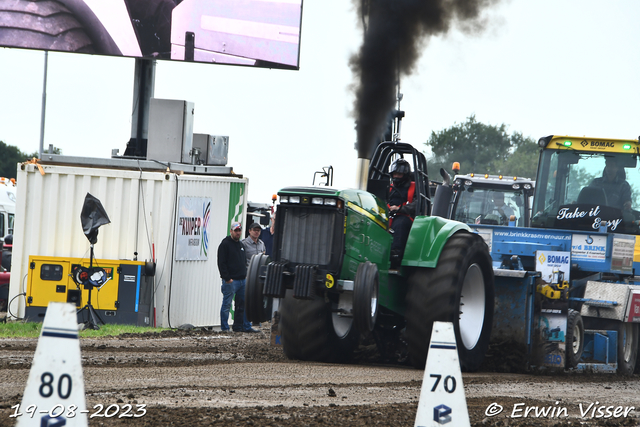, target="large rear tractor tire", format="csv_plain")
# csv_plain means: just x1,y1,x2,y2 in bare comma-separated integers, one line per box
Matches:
565,309,584,369
617,322,638,376
405,232,494,371
0,0,96,52
279,290,359,363
245,253,272,323
353,261,379,334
